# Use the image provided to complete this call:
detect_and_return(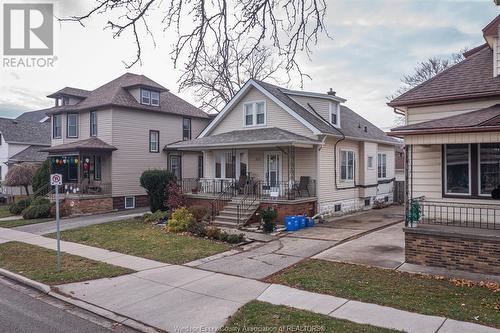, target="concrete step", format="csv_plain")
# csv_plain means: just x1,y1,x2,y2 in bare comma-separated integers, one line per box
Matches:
212,219,239,227
221,205,260,213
